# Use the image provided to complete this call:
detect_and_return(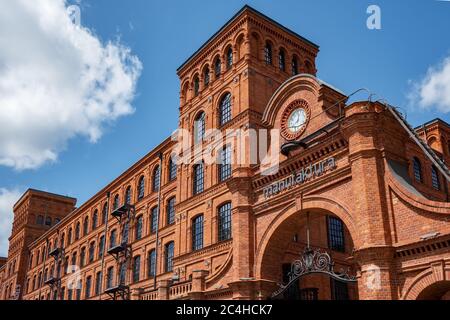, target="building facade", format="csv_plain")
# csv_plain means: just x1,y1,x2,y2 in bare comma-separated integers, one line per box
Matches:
1,5,449,301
